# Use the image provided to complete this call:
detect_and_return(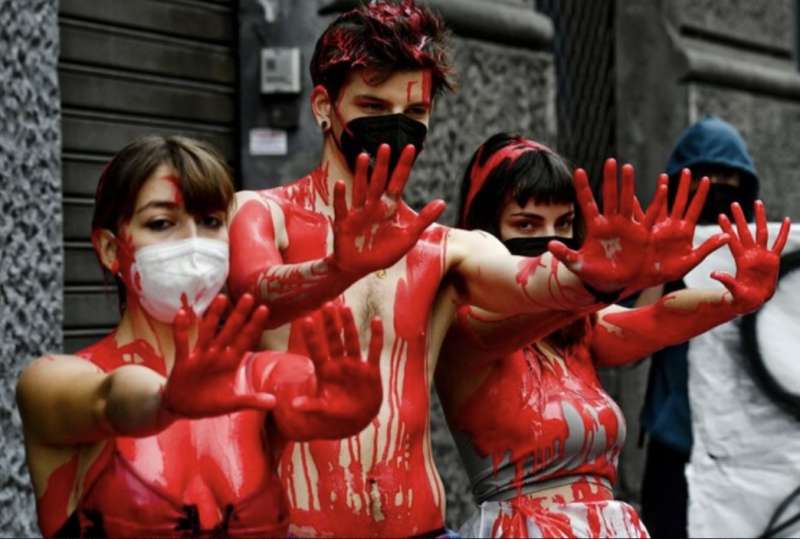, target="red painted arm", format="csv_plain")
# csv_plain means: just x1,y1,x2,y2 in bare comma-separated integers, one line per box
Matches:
228,145,443,328
227,195,355,329
453,159,672,321
254,303,383,441
592,201,790,367
442,304,596,368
